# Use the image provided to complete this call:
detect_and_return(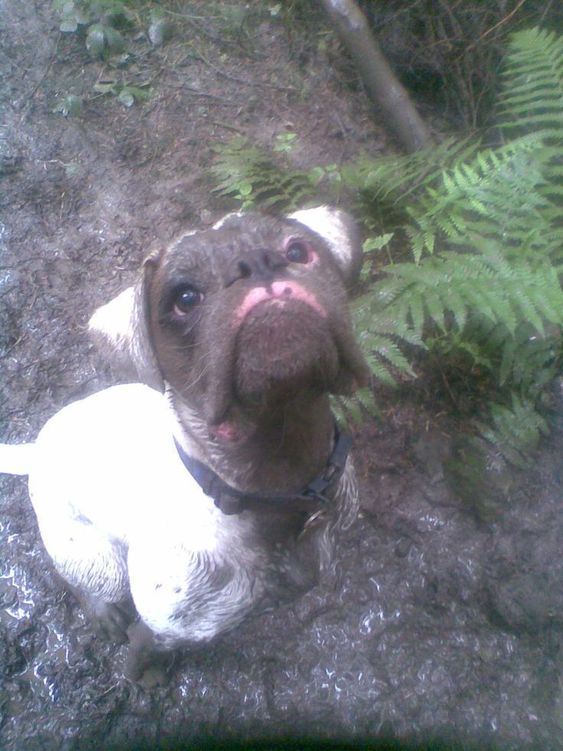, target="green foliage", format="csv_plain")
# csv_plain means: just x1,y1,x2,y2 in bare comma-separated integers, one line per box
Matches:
211,136,318,211
406,136,561,263
332,387,380,427
54,93,84,117
52,1,166,110
375,248,563,343
273,132,298,154
53,1,134,52
362,27,563,469
341,136,480,232
93,79,150,107
210,27,563,475
477,395,550,469
497,28,563,142
495,27,563,217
